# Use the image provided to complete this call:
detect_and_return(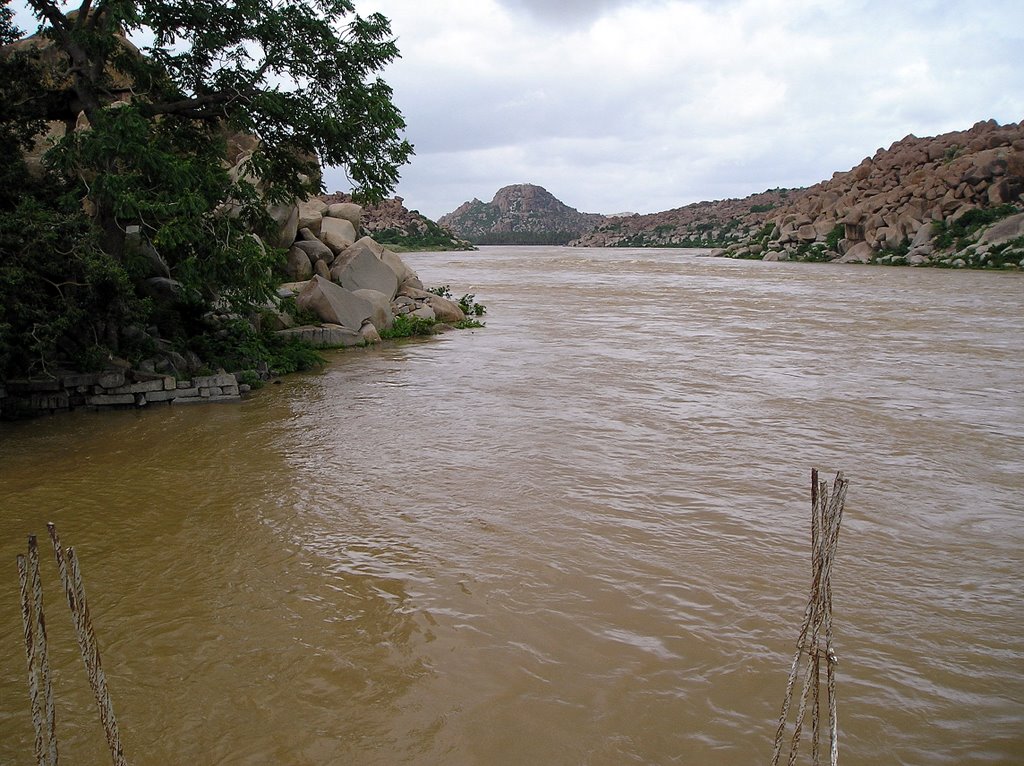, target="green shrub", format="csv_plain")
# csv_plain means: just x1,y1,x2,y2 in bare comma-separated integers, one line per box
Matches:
825,224,845,251
379,314,438,339
187,319,324,375
933,204,1019,250
458,293,487,316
